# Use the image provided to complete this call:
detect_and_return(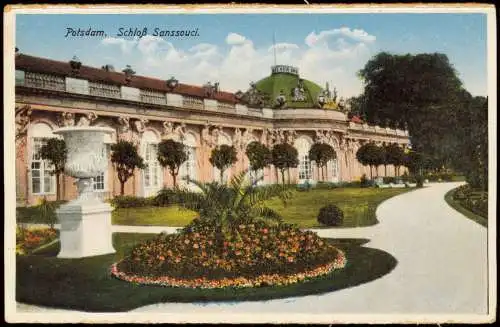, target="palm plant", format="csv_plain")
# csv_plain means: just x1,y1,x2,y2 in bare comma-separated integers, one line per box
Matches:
175,170,293,248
